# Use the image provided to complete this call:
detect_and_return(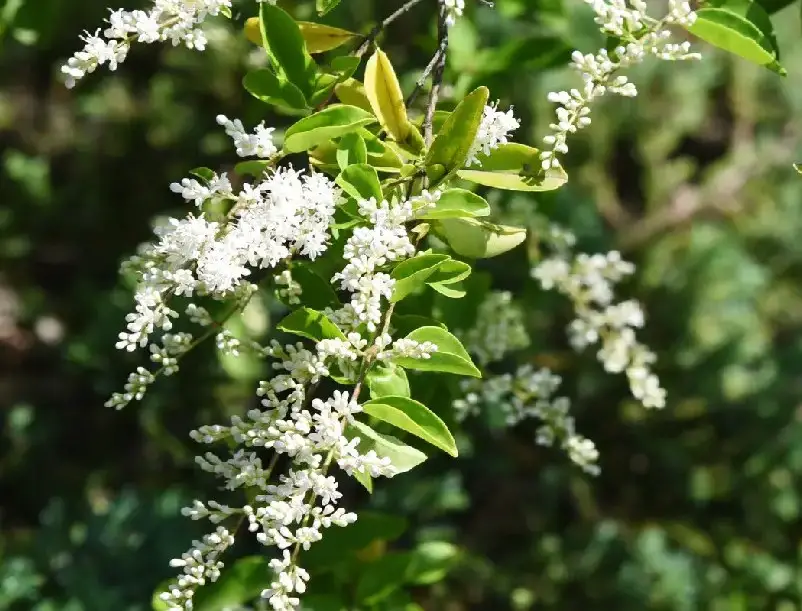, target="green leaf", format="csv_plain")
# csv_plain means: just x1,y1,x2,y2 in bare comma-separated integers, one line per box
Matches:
456,143,568,191
426,258,471,298
234,160,271,177
283,104,376,153
297,21,357,54
686,0,784,73
435,217,527,259
259,4,318,96
414,188,490,219
364,48,413,142
356,552,414,605
391,253,450,302
393,326,480,377
277,307,346,342
281,265,341,310
336,163,382,201
366,362,411,399
347,420,427,473
243,68,308,111
189,167,215,182
316,0,341,16
426,86,489,170
363,396,458,456
330,55,361,80
429,282,465,298
336,132,368,169
192,556,268,611
354,467,373,493
406,541,460,585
